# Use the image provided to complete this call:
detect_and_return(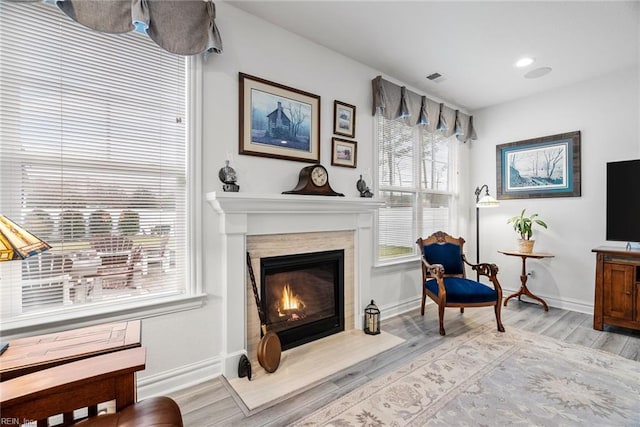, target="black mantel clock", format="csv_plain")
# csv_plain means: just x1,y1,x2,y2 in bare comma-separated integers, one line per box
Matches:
283,164,344,196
